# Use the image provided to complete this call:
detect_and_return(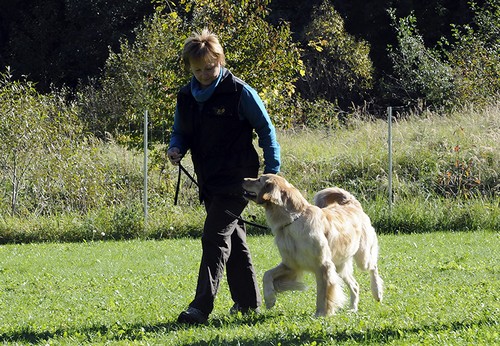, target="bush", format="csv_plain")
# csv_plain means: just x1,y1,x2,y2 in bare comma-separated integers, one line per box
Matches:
196,0,303,128
445,0,500,106
385,1,499,109
77,11,187,146
0,69,83,216
385,11,456,109
299,0,374,109
0,71,145,217
1,87,498,243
